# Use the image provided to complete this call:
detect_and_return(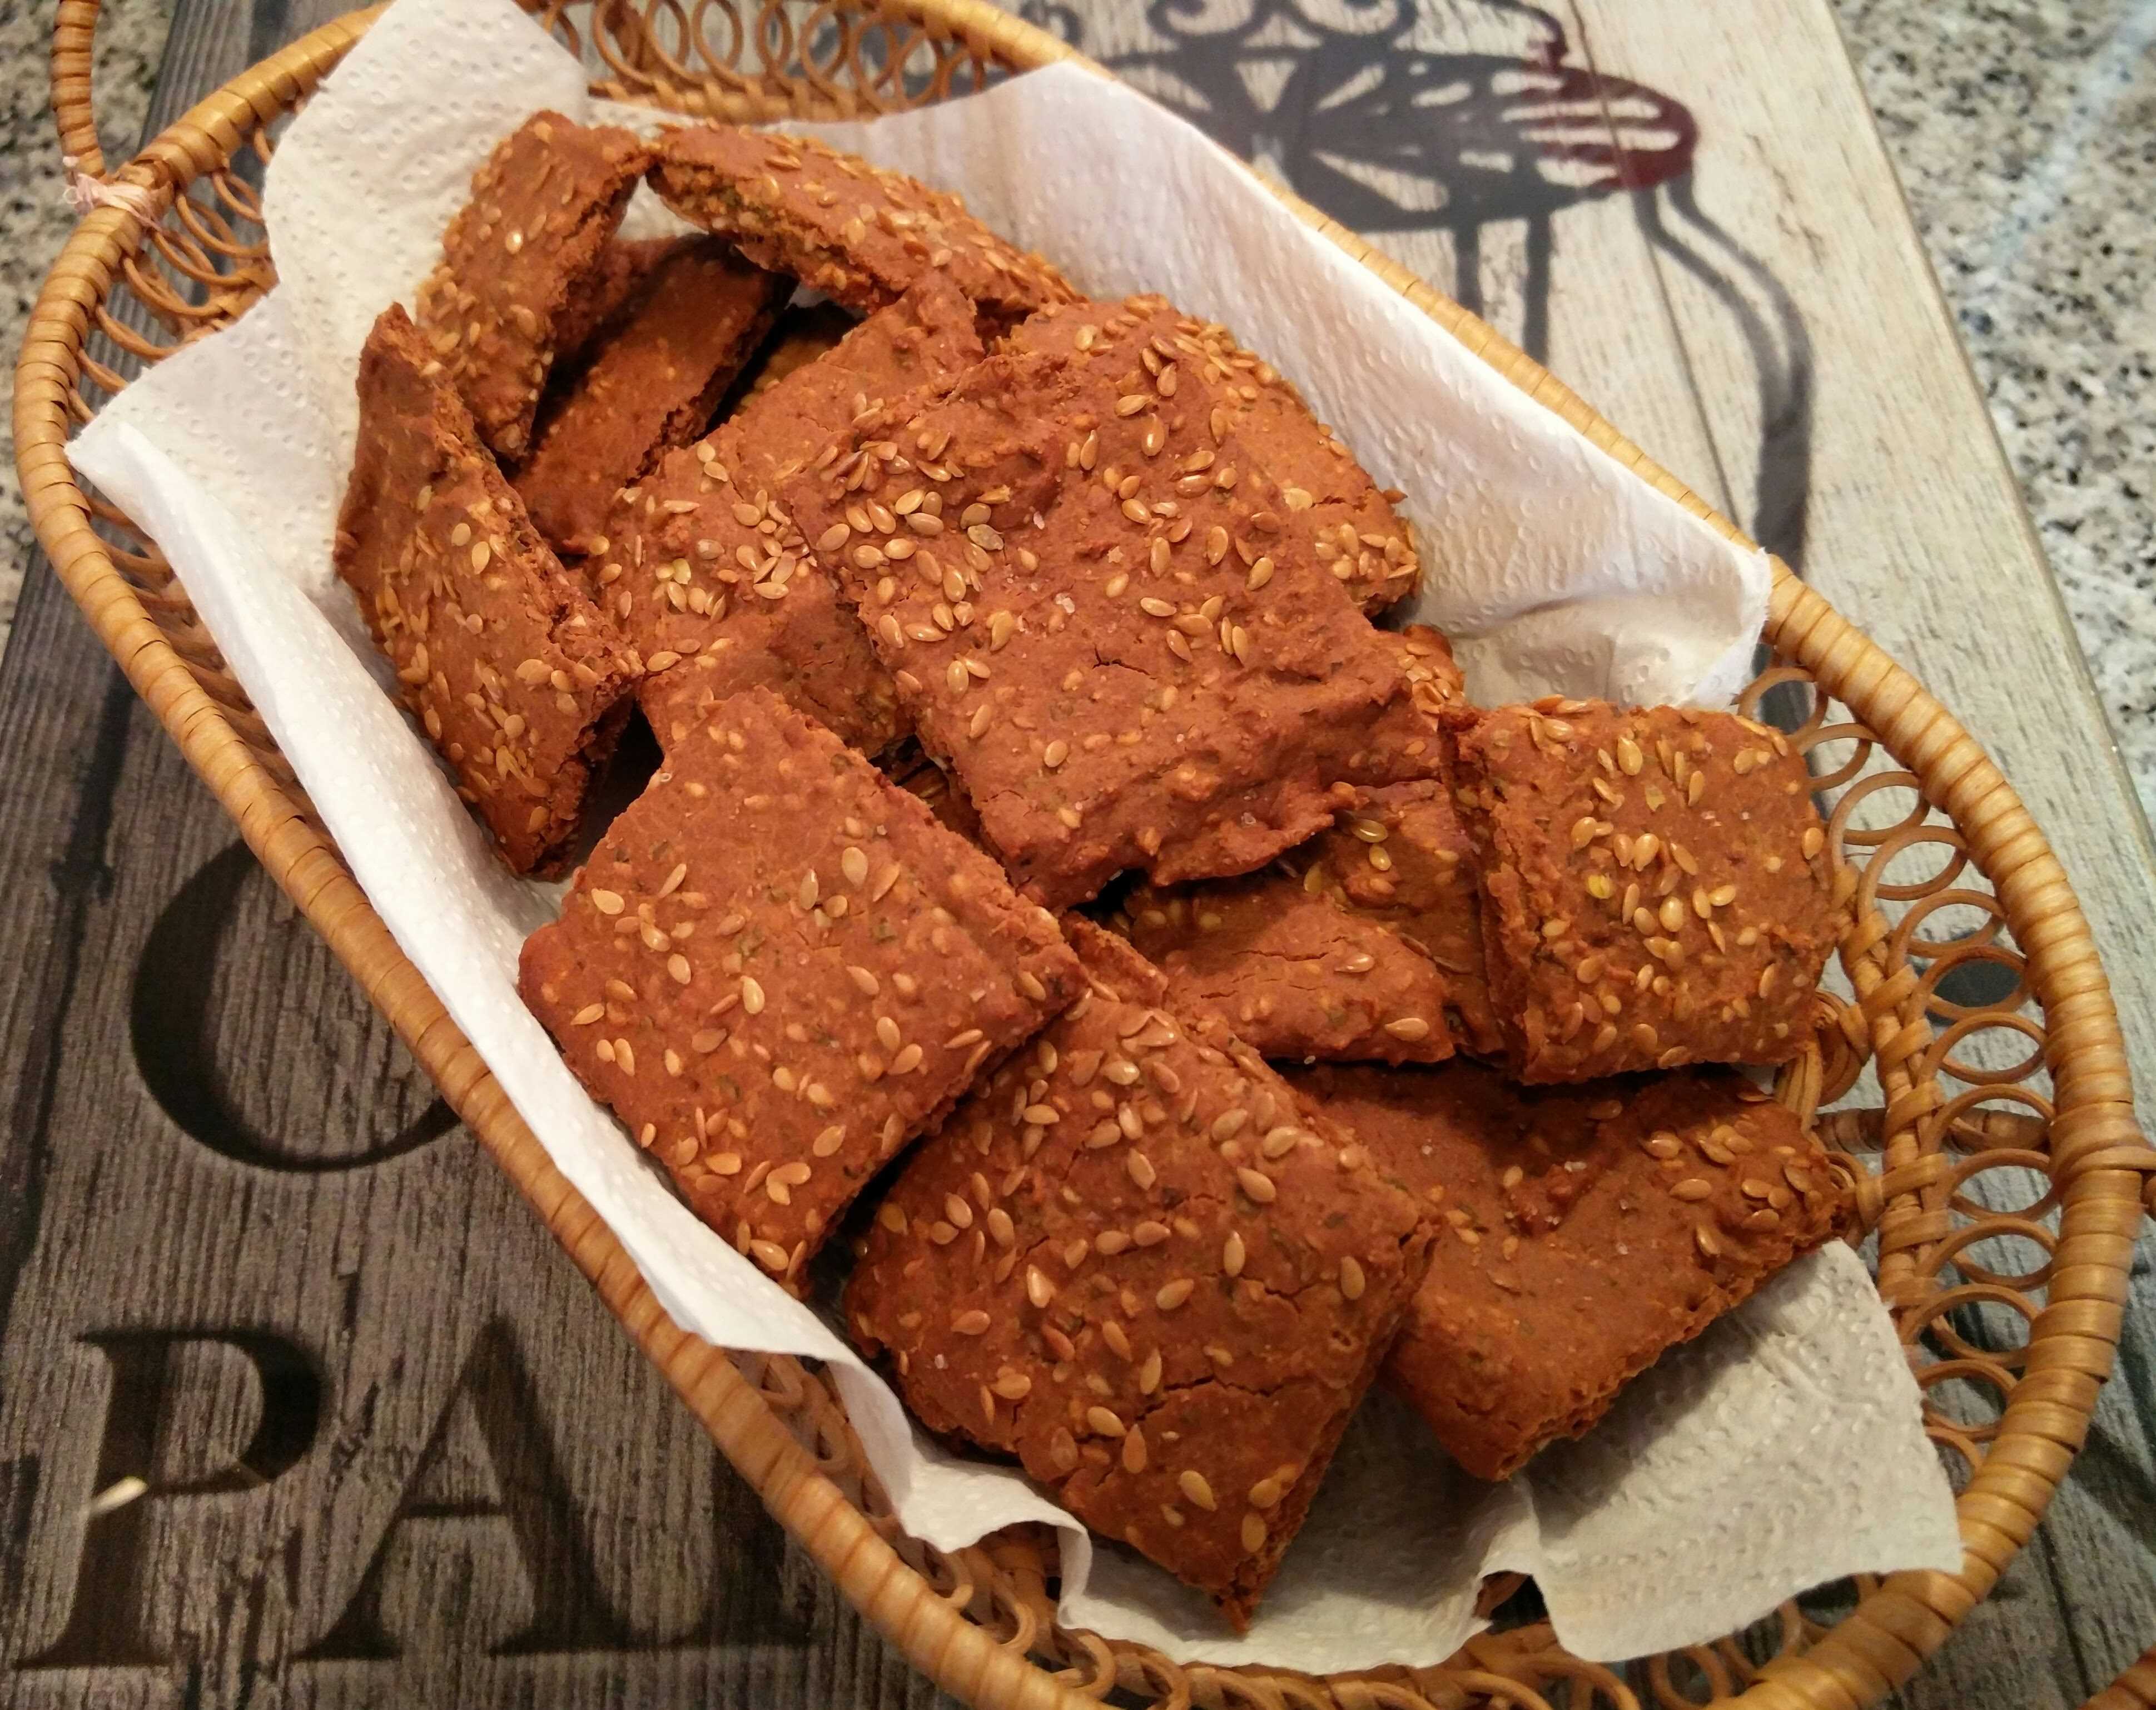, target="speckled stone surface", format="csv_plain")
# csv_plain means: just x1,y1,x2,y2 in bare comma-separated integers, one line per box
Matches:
1835,0,2156,822
1,0,165,642
0,0,2148,824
